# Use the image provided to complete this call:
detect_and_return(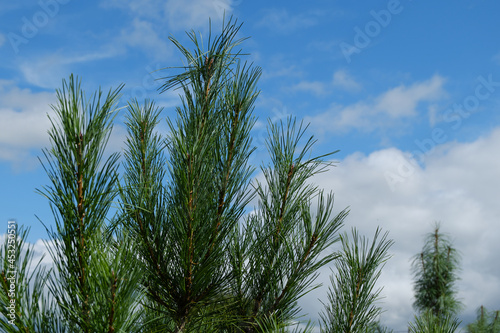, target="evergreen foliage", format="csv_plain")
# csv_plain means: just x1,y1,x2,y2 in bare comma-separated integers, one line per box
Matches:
37,75,143,332
319,227,393,333
0,225,63,332
229,118,347,332
467,306,500,333
0,18,409,333
408,310,461,333
411,223,462,319
121,18,349,332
